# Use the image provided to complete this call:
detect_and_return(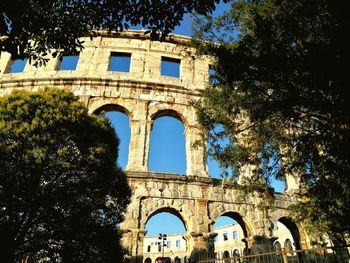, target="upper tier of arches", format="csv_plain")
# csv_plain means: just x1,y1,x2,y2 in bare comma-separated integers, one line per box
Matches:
0,31,299,192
